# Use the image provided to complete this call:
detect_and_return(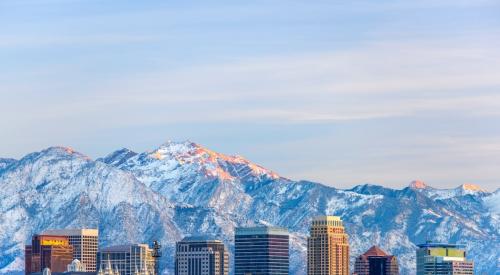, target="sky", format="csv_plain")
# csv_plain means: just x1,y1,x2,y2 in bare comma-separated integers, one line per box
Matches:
1,0,500,191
